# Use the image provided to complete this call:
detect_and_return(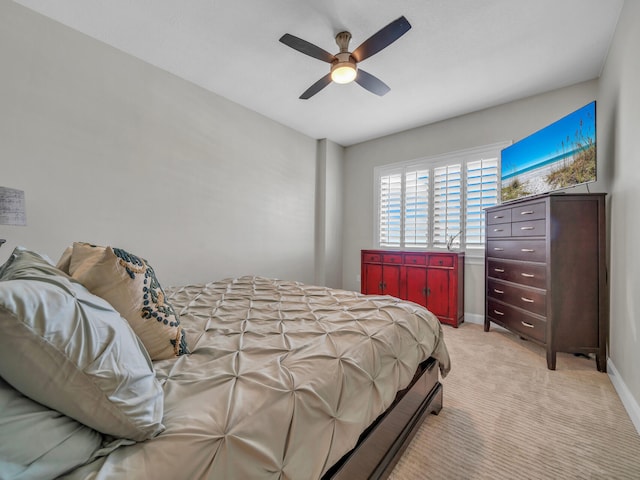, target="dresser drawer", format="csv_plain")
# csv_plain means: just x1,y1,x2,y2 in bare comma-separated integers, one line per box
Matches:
383,254,403,264
487,300,546,343
511,219,546,237
512,201,546,221
404,254,426,265
428,255,453,267
487,208,512,225
363,253,381,263
486,259,547,289
487,279,546,316
486,239,546,262
487,223,511,238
